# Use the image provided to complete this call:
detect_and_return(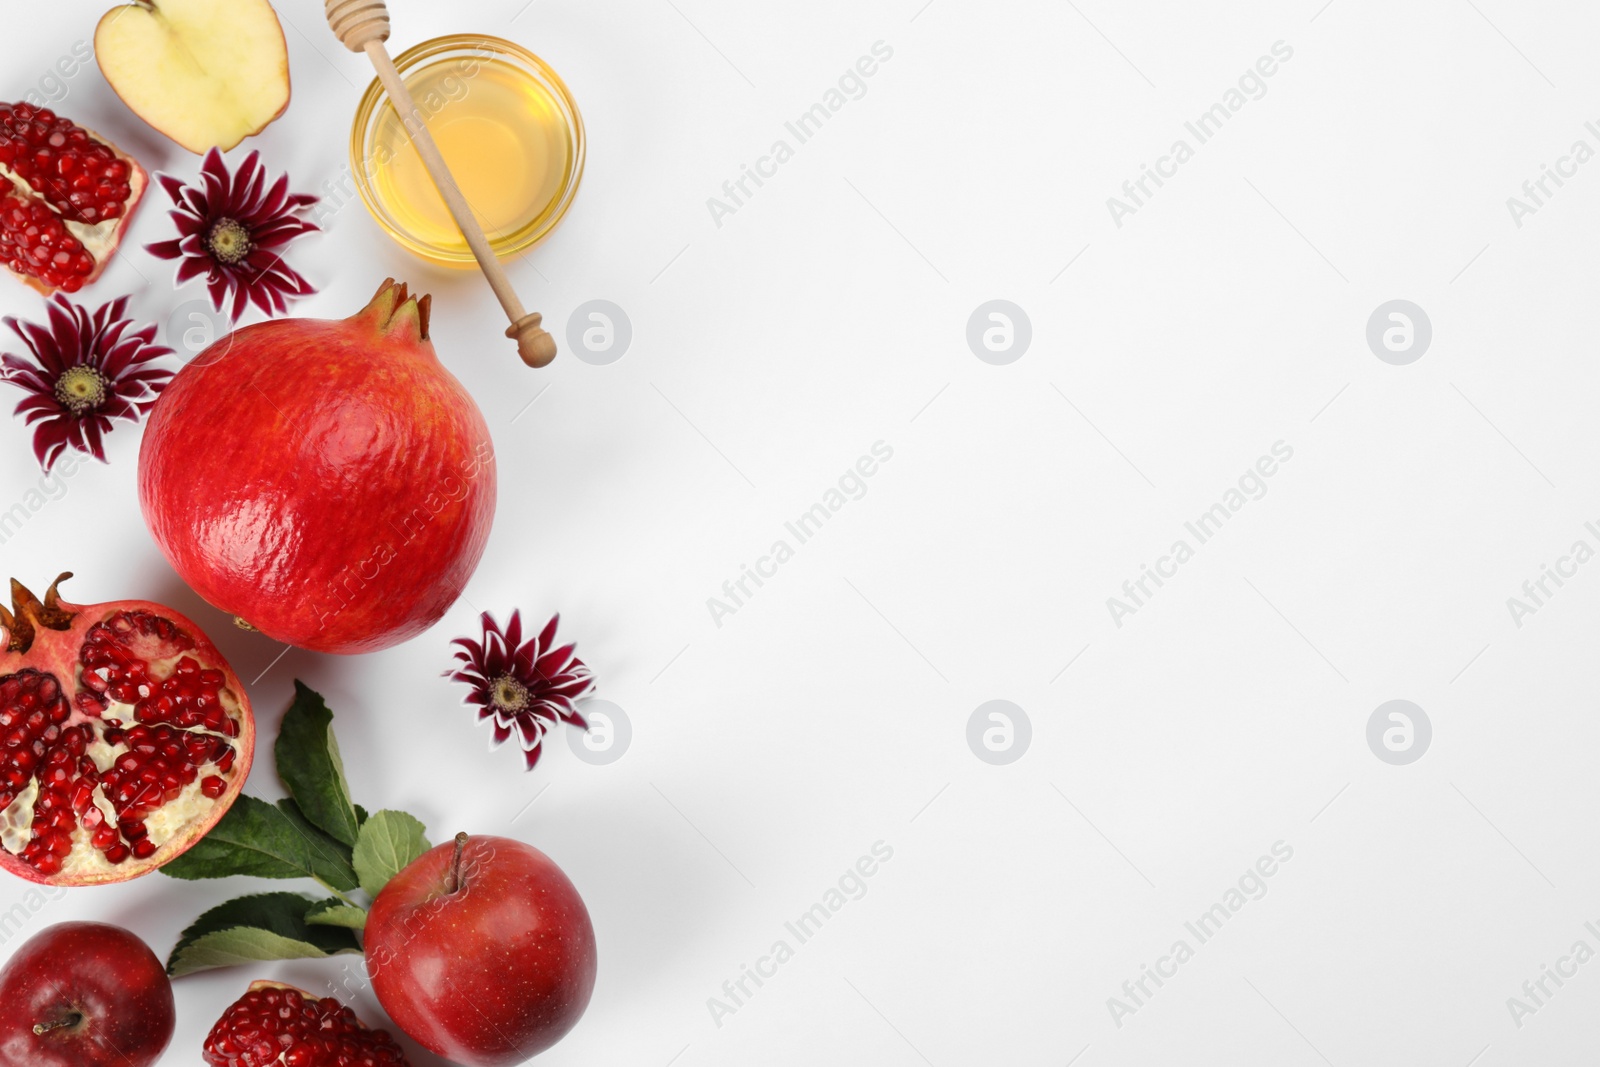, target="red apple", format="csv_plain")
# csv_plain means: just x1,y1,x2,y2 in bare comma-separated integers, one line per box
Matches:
366,834,597,1066
0,922,174,1067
